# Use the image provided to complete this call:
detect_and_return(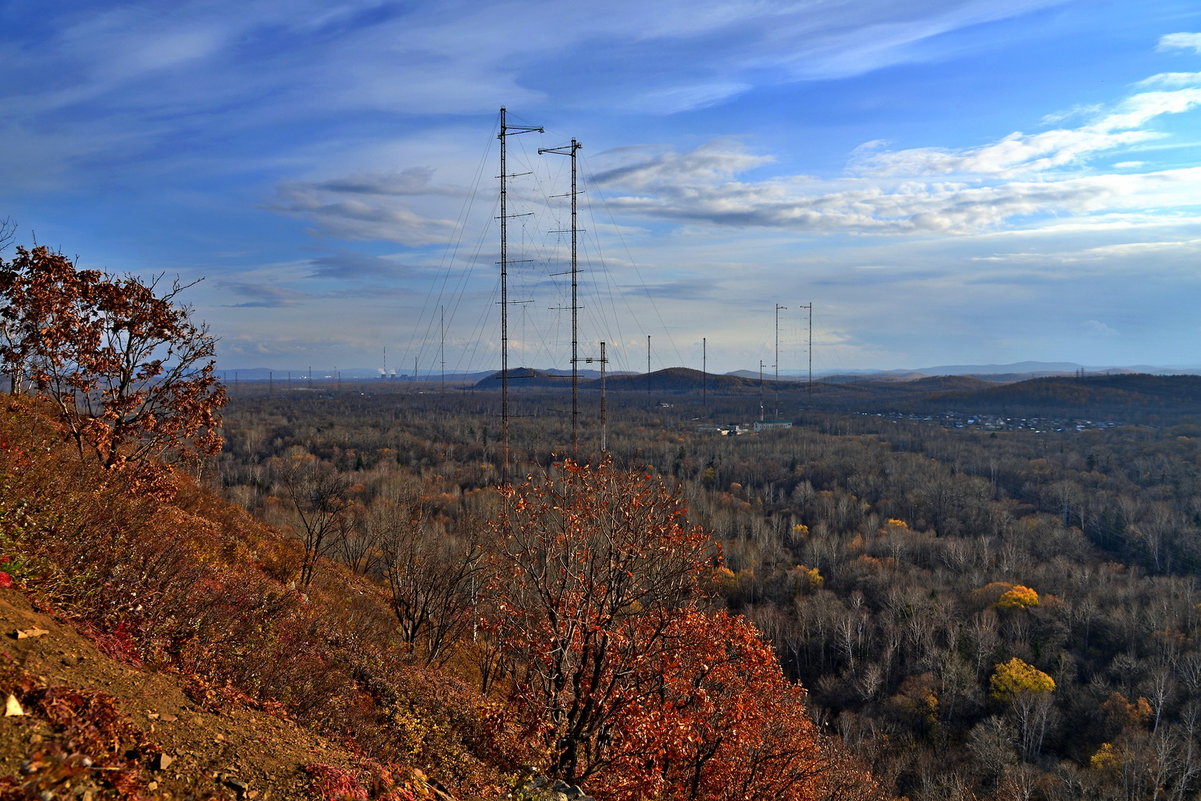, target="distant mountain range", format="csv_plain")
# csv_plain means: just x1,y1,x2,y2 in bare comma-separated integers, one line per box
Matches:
801,361,1201,381
222,361,1201,385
